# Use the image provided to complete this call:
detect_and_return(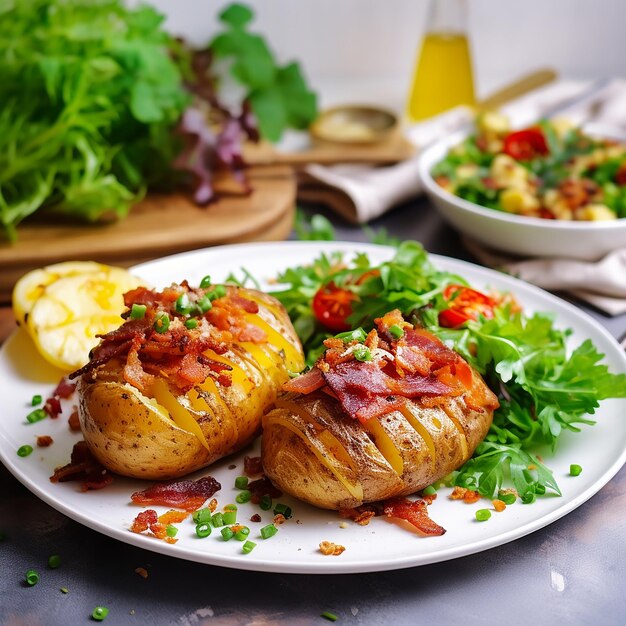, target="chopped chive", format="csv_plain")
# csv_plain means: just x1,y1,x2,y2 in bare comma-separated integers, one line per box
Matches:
17,445,33,457
498,492,516,505
213,285,227,298
192,509,212,524
273,503,292,519
234,526,250,541
130,303,146,320
221,527,234,541
222,510,237,525
184,318,199,330
47,554,61,569
25,569,39,586
26,408,47,424
242,540,257,554
197,295,212,313
210,512,224,528
223,503,237,512
521,492,536,504
321,611,338,622
166,524,178,538
153,312,170,334
31,394,43,406
235,490,251,504
259,495,272,511
92,606,109,621
335,328,367,343
570,464,582,476
353,345,372,362
195,522,212,538
388,324,405,339
60,587,69,594
234,476,249,490
475,509,491,522
175,293,192,315
199,275,212,289
534,483,546,495
422,485,437,496
260,524,278,540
